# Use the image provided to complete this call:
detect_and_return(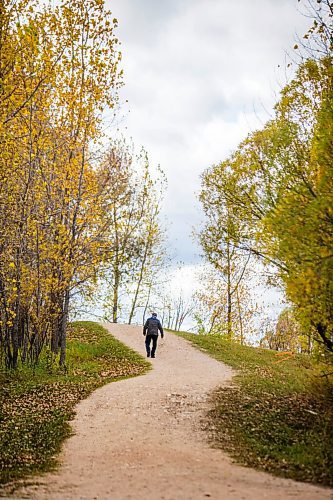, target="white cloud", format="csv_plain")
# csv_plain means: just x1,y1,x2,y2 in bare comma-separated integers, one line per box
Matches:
105,0,311,305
